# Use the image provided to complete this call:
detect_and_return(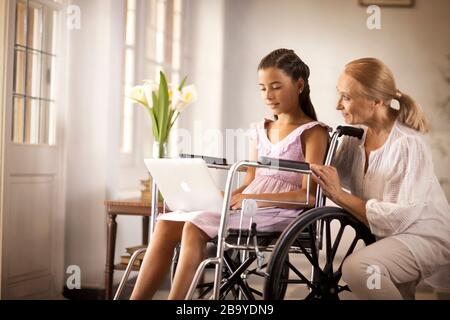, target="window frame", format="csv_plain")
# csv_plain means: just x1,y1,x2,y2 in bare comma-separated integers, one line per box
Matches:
120,0,185,169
